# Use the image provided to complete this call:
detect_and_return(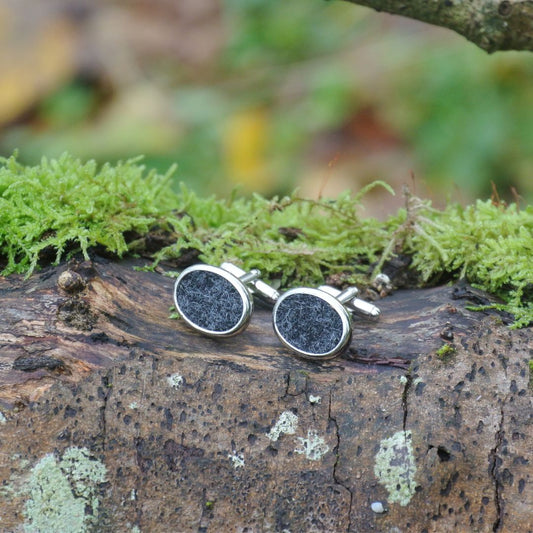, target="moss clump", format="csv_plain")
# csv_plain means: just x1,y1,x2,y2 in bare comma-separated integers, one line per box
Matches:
0,153,531,328
153,181,393,287
436,344,457,363
155,185,533,327
397,195,533,328
0,153,176,275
